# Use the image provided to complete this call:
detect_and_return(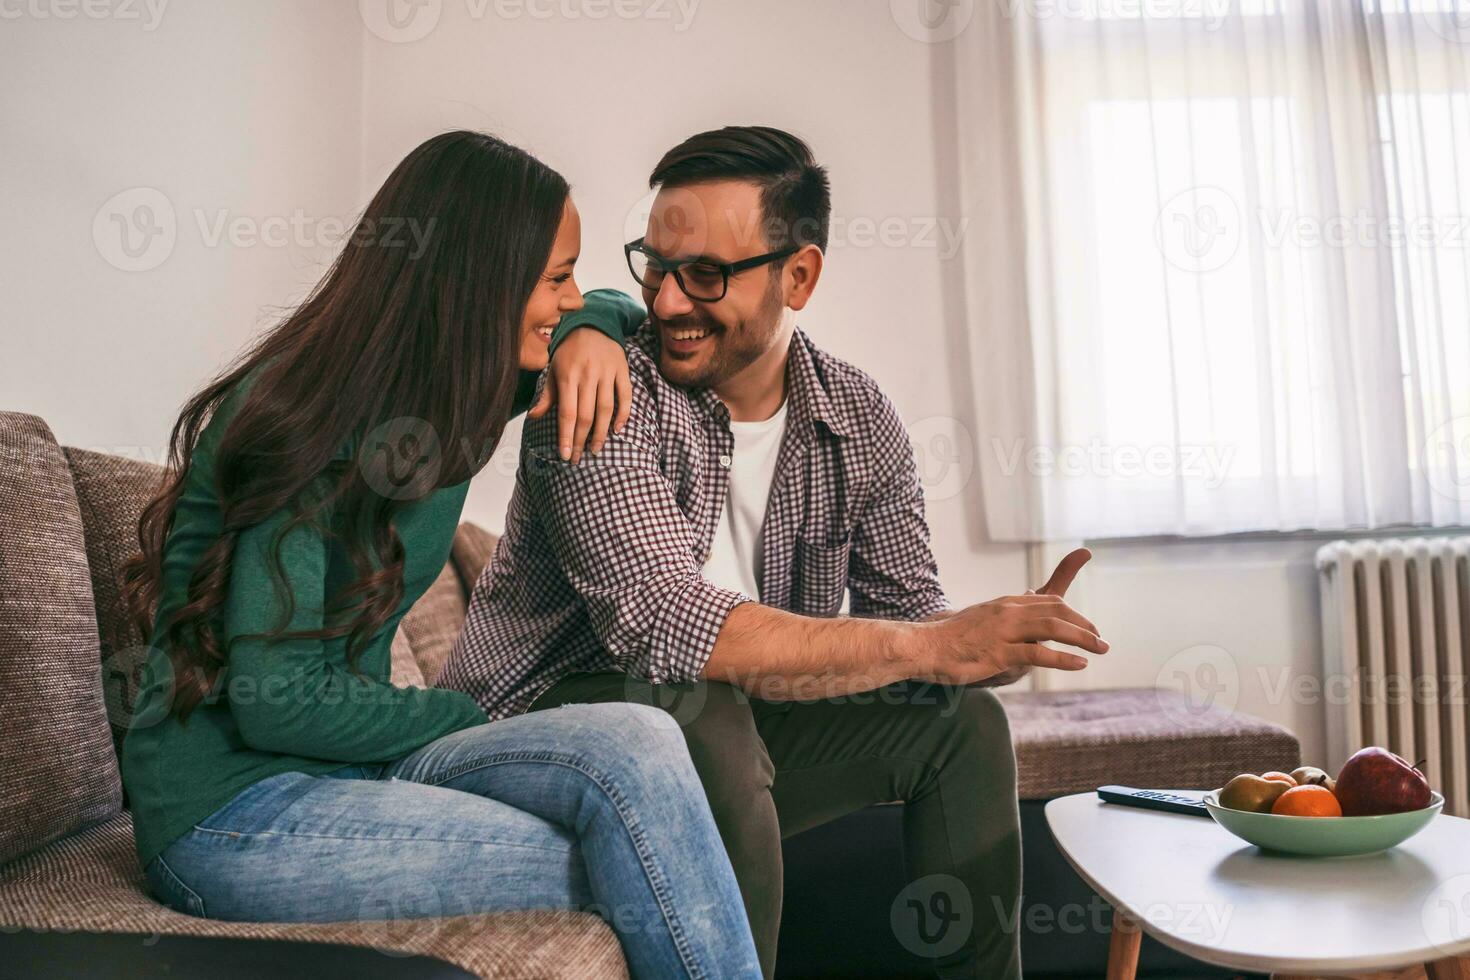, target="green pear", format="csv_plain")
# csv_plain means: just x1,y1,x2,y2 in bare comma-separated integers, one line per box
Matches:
1219,773,1292,813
